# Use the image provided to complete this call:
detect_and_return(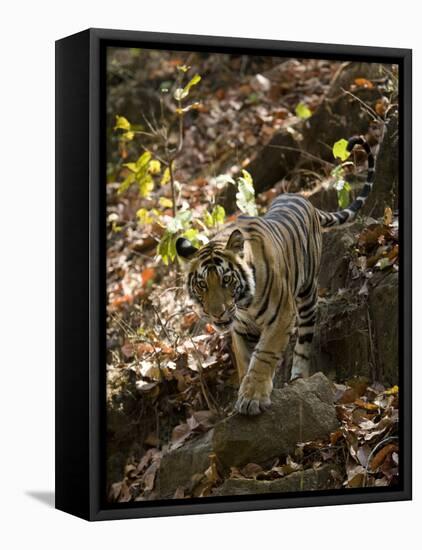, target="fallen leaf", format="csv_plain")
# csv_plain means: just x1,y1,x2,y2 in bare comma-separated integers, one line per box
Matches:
370,443,398,471
171,422,192,449
354,78,374,89
241,463,264,478
354,398,379,411
383,207,393,226
142,460,160,492
141,267,156,286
